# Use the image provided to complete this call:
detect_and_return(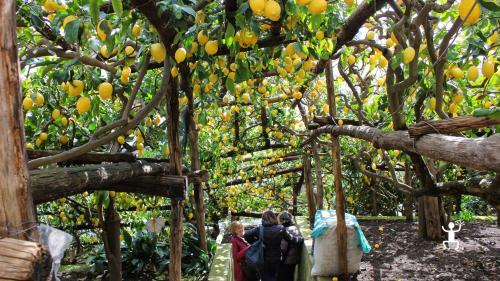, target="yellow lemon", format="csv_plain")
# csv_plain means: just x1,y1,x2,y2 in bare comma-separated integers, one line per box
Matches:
264,0,281,21
100,45,111,58
242,93,251,104
467,65,478,81
35,93,45,106
449,102,458,114
26,143,34,149
195,10,206,23
43,0,59,12
151,43,166,63
59,135,69,145
205,40,218,55
175,47,187,63
171,66,179,77
458,0,480,25
197,31,209,45
35,138,42,147
39,132,48,141
52,109,61,120
96,20,111,41
386,38,395,48
125,46,135,56
366,30,375,40
98,82,113,100
482,61,494,79
68,80,84,96
22,97,33,111
249,0,267,15
132,24,141,37
402,47,416,64
450,67,464,79
62,15,78,28
348,55,355,65
371,162,377,170
338,119,344,126
61,117,68,126
308,0,327,15
76,96,91,114
484,101,492,108
379,56,388,68
153,114,161,125
316,31,324,40
429,97,436,110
